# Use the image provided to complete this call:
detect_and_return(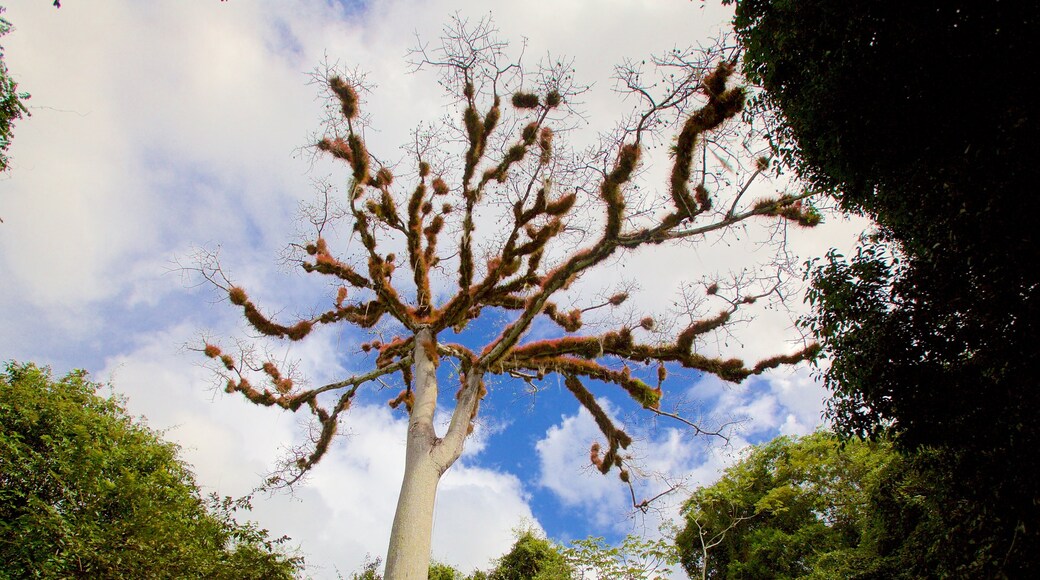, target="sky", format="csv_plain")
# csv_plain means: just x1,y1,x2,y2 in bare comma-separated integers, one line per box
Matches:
0,1,866,577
